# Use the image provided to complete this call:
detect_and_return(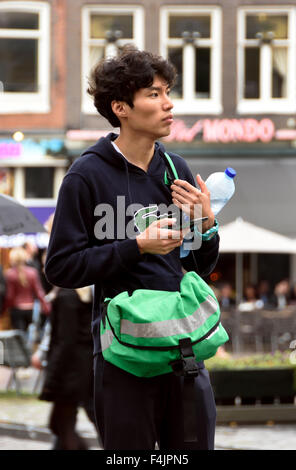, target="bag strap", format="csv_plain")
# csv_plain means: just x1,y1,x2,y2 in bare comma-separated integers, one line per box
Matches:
170,338,199,377
161,151,179,186
170,338,199,443
161,150,201,271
